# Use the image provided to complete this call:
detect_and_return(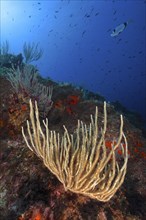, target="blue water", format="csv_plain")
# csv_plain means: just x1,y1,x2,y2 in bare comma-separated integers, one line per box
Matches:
1,0,146,122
